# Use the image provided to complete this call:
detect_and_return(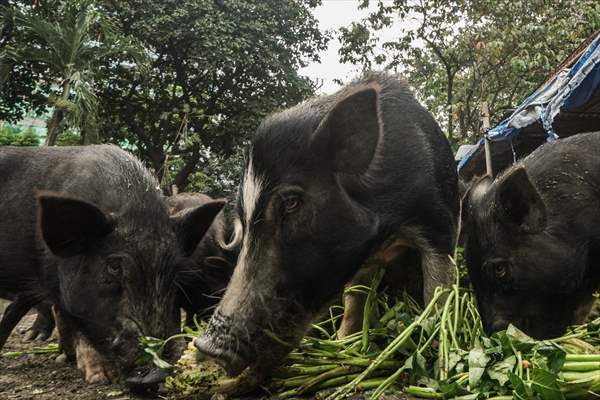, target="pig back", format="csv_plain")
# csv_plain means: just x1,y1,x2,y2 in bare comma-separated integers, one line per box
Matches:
0,145,166,297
